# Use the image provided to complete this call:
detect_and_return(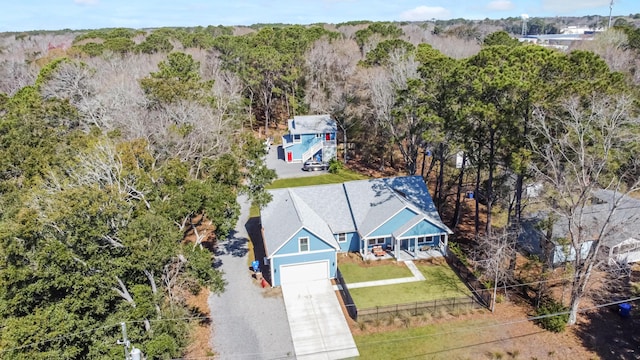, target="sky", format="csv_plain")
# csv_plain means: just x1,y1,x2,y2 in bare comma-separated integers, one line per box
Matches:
0,0,635,32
